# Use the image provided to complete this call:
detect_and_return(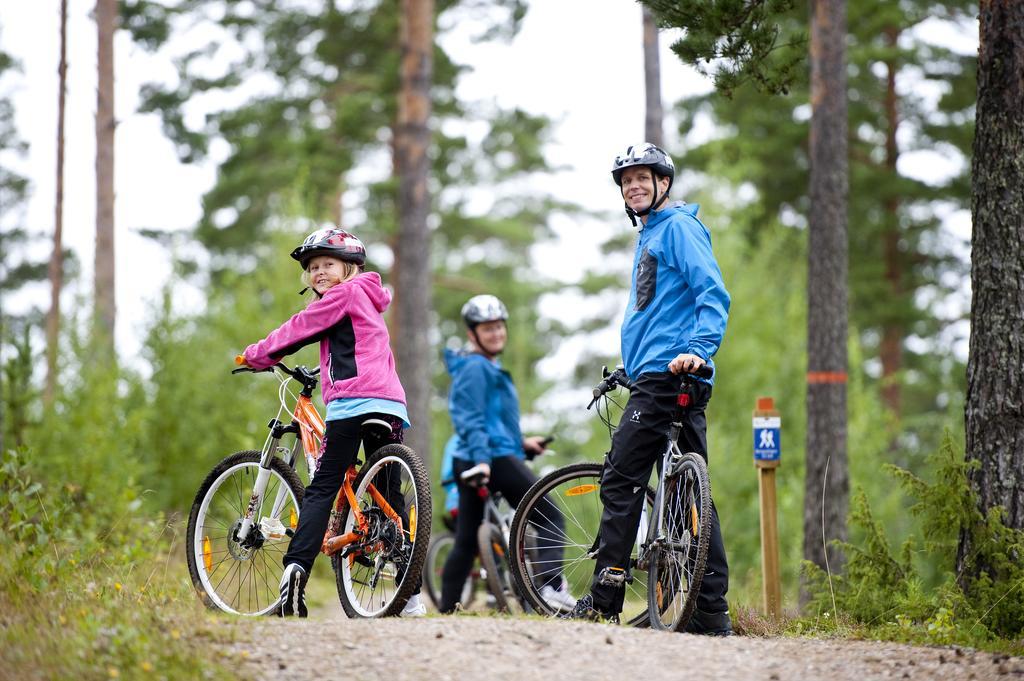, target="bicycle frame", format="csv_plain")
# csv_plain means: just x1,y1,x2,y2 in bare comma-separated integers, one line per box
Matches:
227,365,406,559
